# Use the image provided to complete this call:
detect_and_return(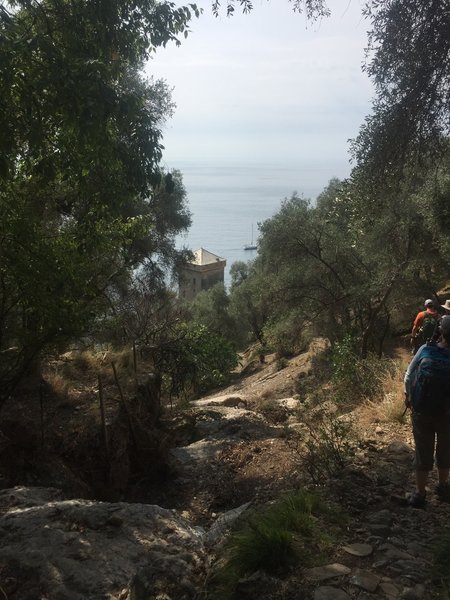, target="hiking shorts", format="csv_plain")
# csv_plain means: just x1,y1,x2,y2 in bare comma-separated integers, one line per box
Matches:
412,412,450,471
